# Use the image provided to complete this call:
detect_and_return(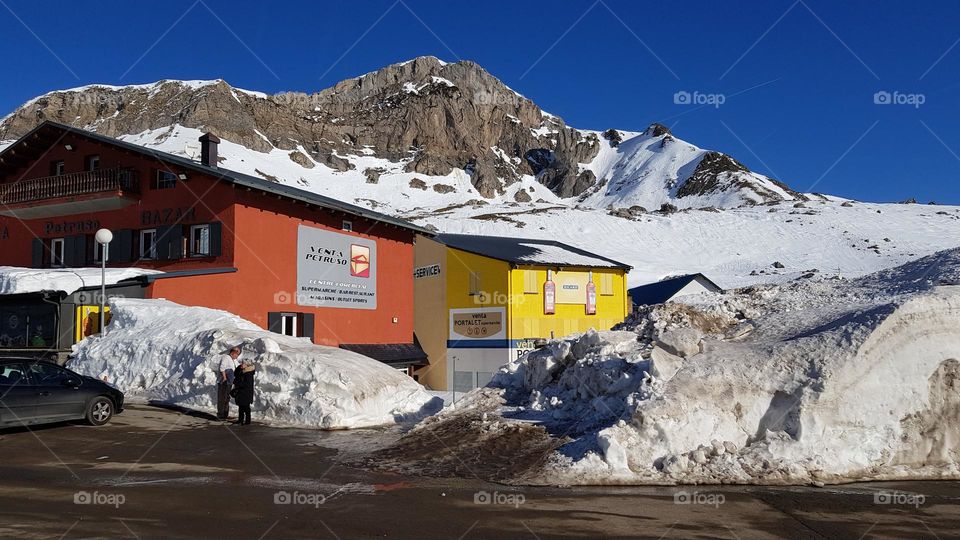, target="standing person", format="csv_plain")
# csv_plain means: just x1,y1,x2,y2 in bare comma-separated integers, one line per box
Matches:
233,360,256,426
215,346,241,420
